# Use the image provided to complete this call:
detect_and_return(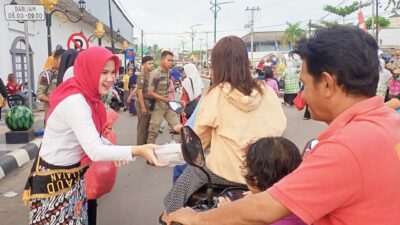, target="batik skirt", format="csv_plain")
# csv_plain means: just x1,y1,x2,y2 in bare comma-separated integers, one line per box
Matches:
24,158,89,225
